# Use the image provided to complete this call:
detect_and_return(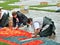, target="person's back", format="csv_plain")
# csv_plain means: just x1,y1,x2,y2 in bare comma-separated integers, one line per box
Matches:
16,11,28,25
0,9,9,27
39,17,56,37
32,17,56,37
12,11,28,28
33,17,43,29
